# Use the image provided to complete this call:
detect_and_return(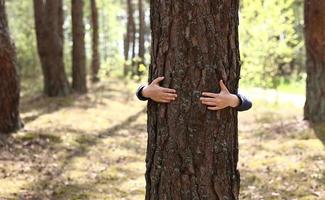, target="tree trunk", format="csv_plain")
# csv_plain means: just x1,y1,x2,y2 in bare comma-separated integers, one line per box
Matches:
72,0,87,93
124,0,136,77
131,17,137,75
134,0,146,77
304,0,325,123
123,32,130,76
138,0,145,71
33,0,70,97
146,1,241,199
90,0,100,82
0,0,22,133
